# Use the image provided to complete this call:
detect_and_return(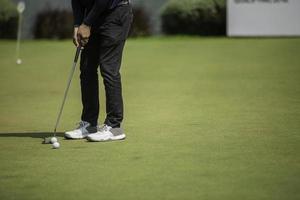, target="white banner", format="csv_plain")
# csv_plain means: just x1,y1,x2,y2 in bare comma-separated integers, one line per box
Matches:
227,0,300,36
